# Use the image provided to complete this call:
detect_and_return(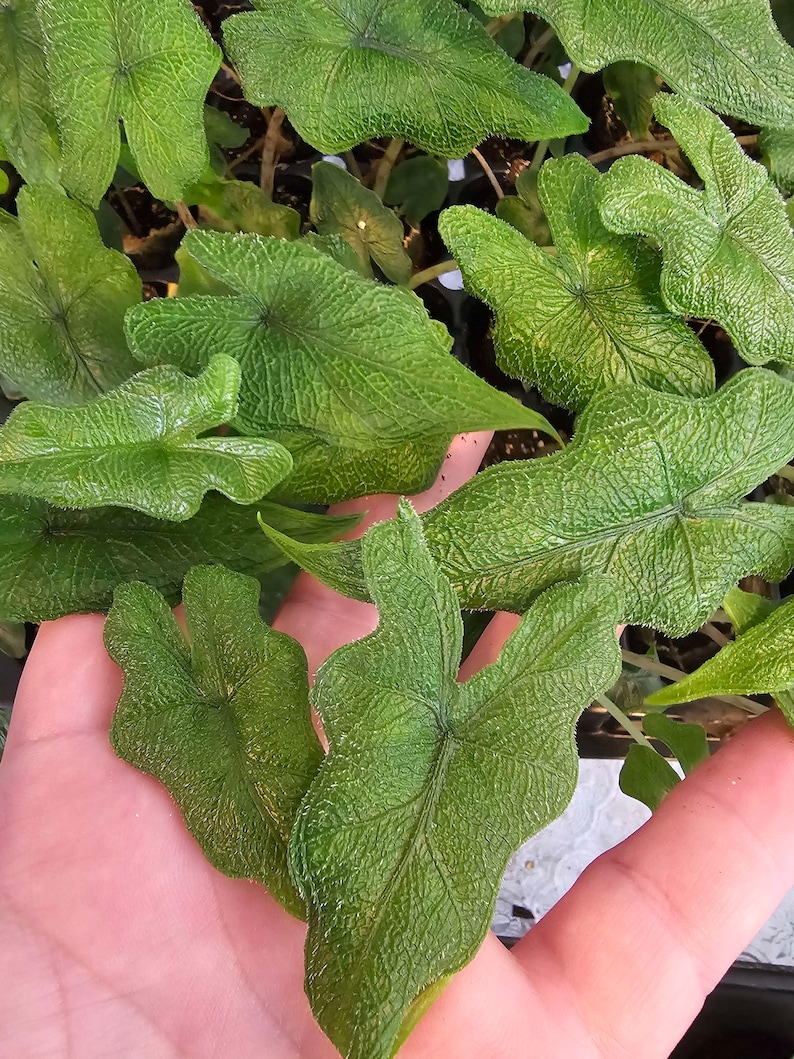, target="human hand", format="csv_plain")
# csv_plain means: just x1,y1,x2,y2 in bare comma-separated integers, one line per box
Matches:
2,434,794,1059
